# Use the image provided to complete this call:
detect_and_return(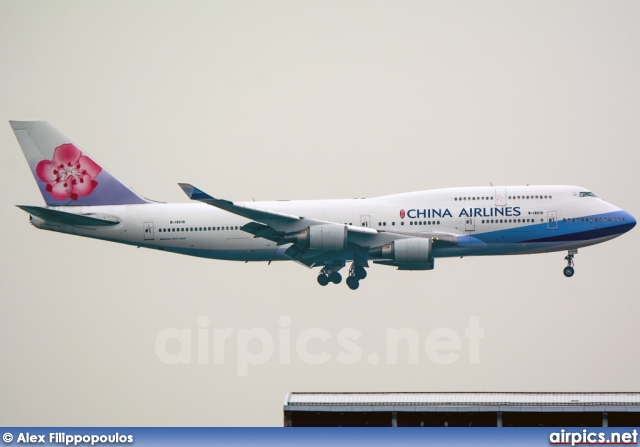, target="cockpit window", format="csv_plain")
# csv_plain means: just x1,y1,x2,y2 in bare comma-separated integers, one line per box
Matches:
580,192,597,198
